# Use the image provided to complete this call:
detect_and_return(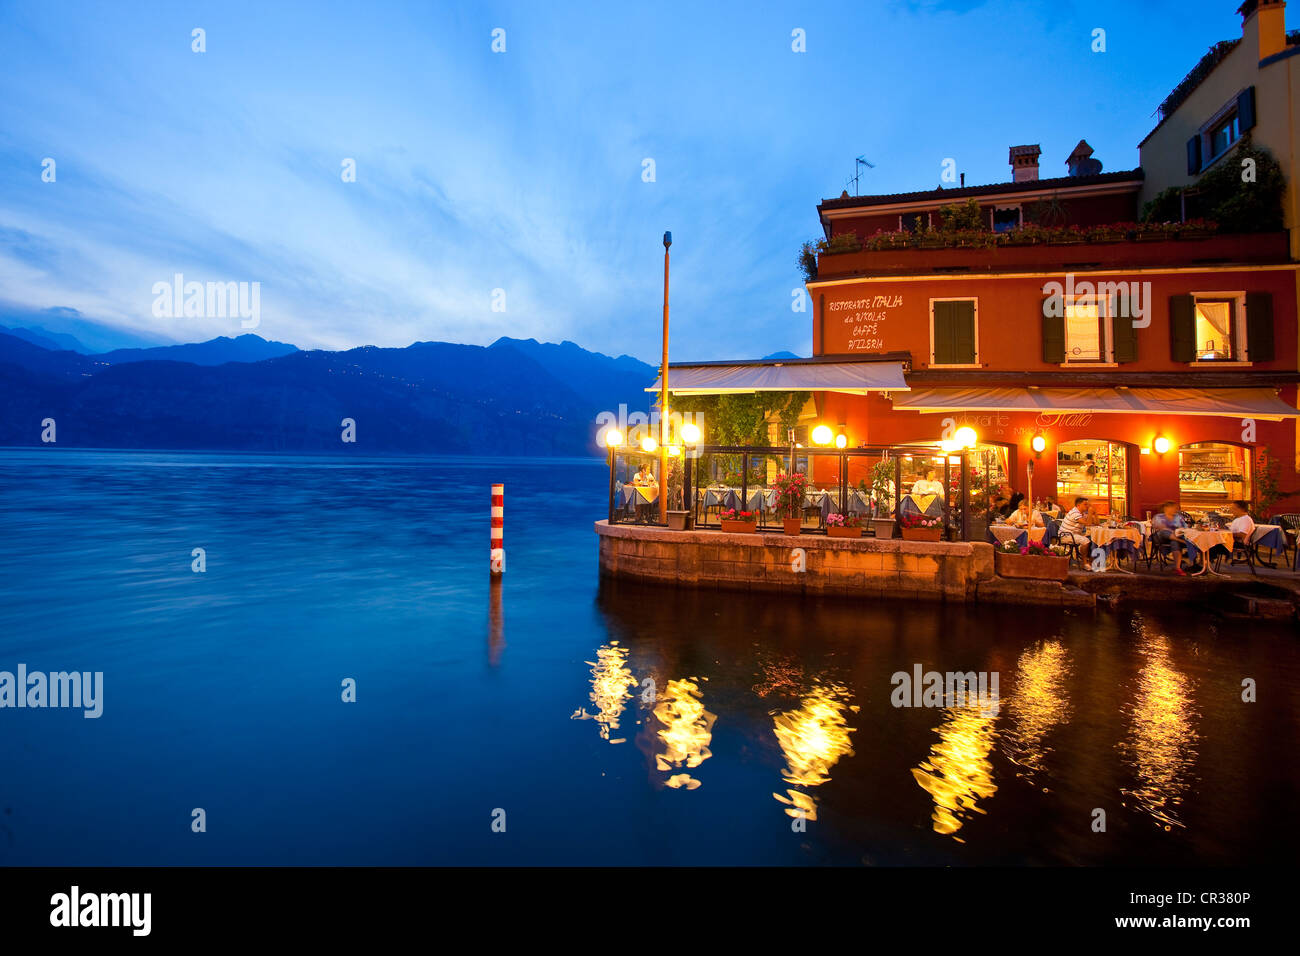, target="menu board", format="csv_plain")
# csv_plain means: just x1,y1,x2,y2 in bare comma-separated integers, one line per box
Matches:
827,294,901,352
